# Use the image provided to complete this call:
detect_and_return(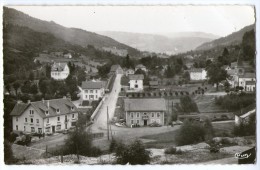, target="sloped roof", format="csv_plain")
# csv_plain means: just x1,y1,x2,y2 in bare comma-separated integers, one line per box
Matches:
10,98,77,118
124,98,166,112
190,68,205,73
51,62,68,71
135,64,146,68
10,103,29,116
240,72,255,78
129,74,144,80
149,81,159,86
81,81,104,89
